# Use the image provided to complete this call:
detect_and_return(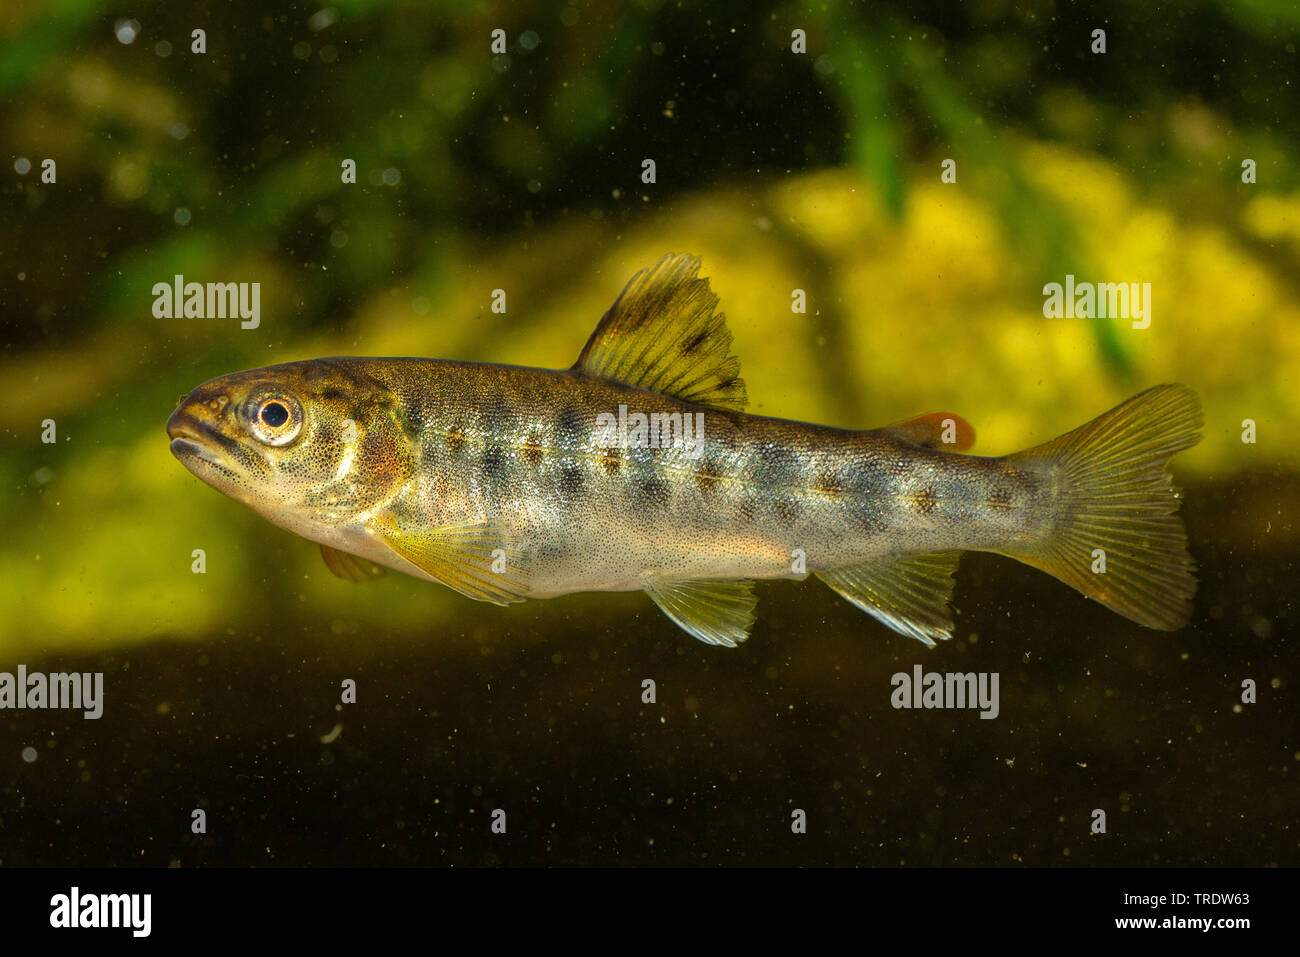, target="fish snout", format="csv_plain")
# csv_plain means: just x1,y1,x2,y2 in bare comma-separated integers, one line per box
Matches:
168,385,232,434
167,386,236,466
